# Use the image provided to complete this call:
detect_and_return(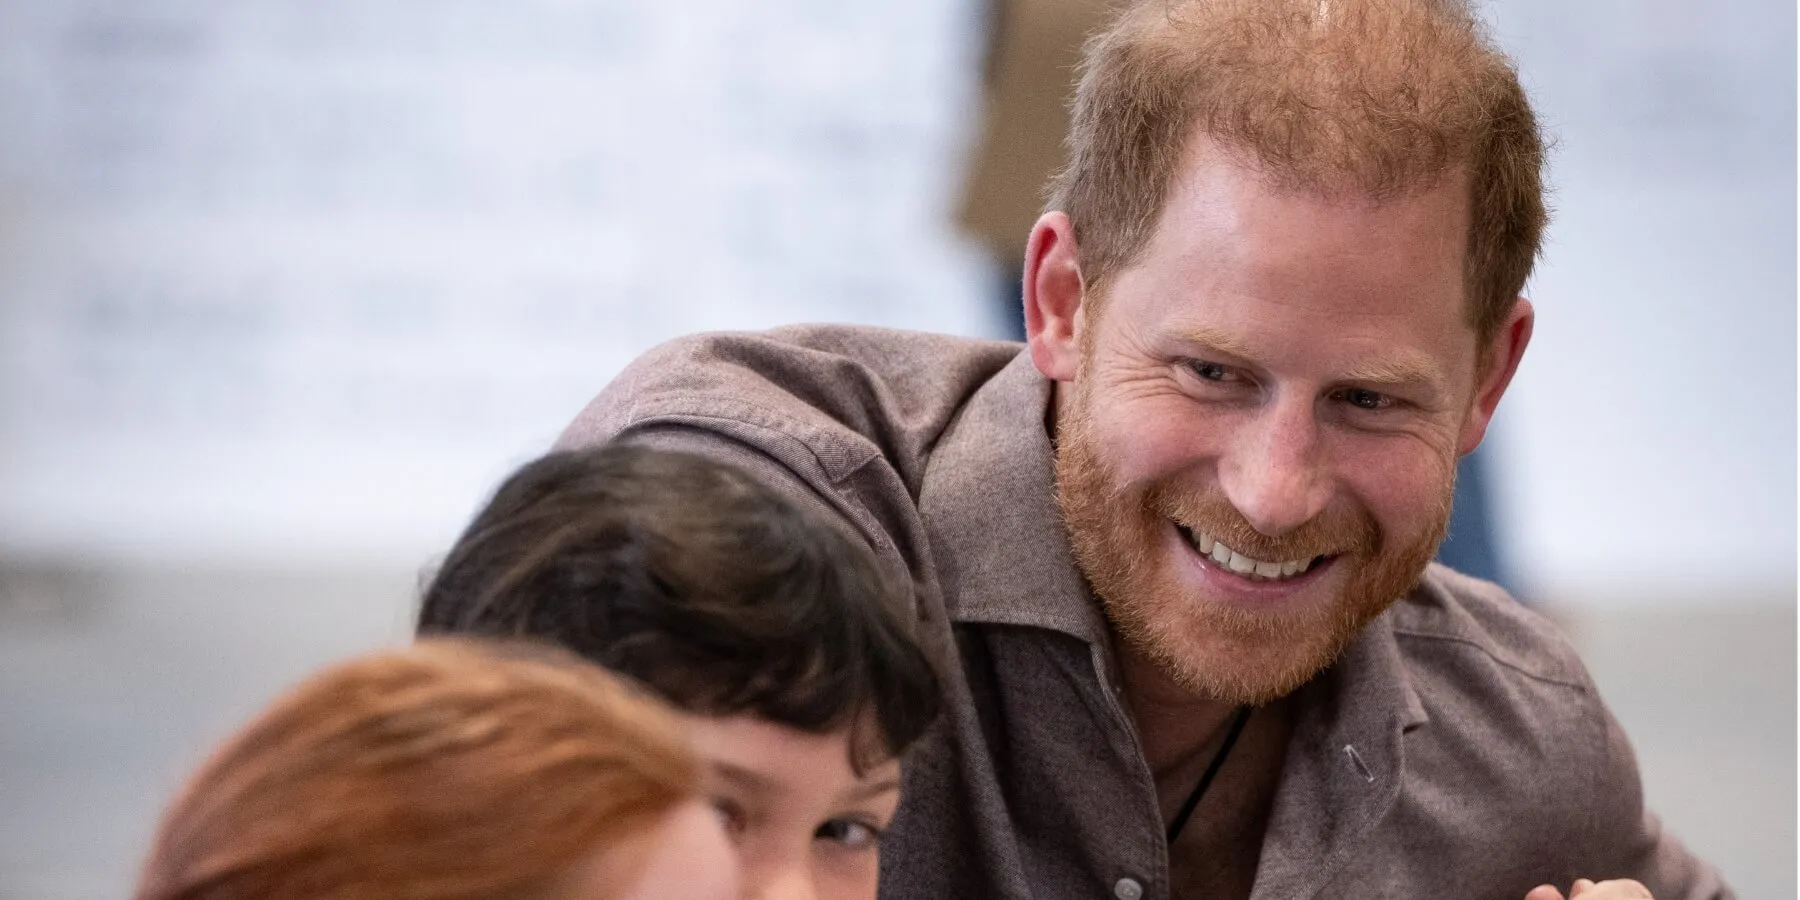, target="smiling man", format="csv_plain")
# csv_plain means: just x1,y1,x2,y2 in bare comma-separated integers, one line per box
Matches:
1042,118,1497,718
554,0,1730,897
